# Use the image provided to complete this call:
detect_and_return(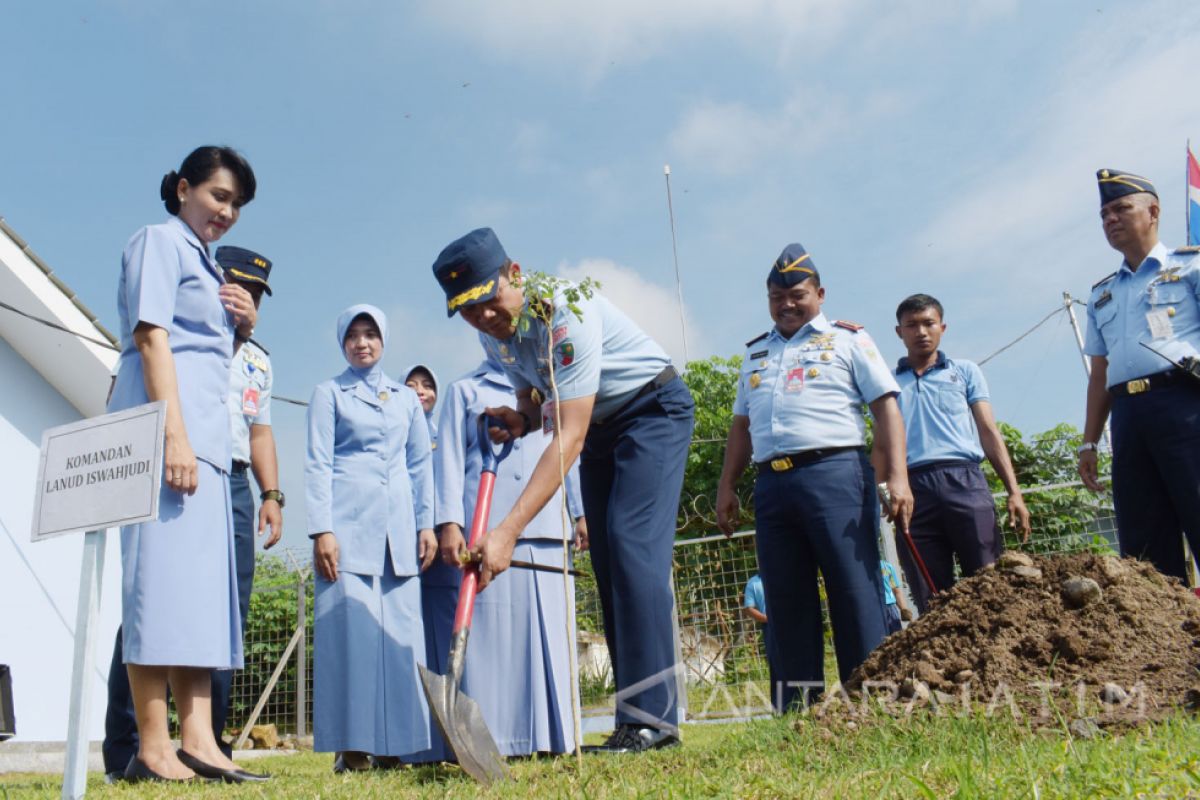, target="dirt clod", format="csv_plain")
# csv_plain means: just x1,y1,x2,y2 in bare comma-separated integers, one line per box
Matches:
1007,565,1044,581
1062,576,1103,609
850,553,1200,724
